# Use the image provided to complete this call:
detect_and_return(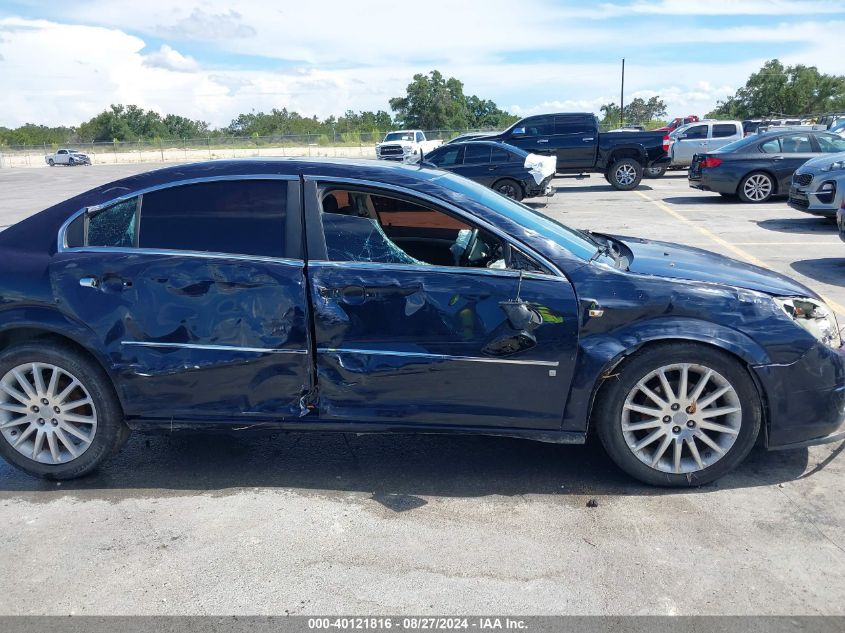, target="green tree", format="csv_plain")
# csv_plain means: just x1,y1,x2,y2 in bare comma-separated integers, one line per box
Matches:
600,96,667,128
389,70,469,130
708,59,845,119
